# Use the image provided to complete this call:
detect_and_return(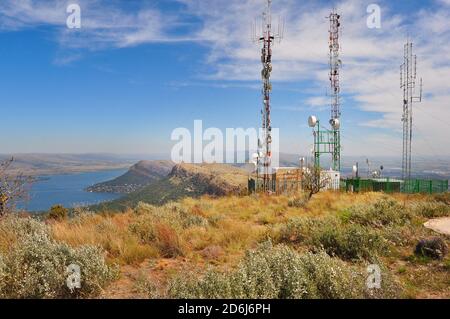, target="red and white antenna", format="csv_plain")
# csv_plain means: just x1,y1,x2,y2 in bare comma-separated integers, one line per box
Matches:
252,0,283,191
328,9,342,171
329,9,341,123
